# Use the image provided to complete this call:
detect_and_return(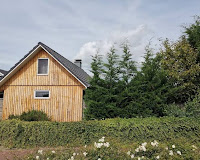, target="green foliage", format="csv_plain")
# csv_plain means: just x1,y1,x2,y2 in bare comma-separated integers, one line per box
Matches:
184,16,200,62
163,90,200,118
85,47,122,120
0,117,200,149
126,46,169,117
85,16,200,119
160,36,200,103
163,104,186,117
185,91,200,118
8,110,50,121
8,114,20,120
26,138,200,160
